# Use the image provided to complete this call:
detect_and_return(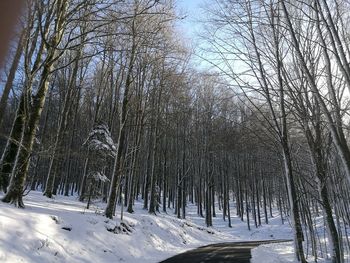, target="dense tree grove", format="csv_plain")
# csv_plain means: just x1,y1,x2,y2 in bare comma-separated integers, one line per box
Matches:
1,0,350,262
